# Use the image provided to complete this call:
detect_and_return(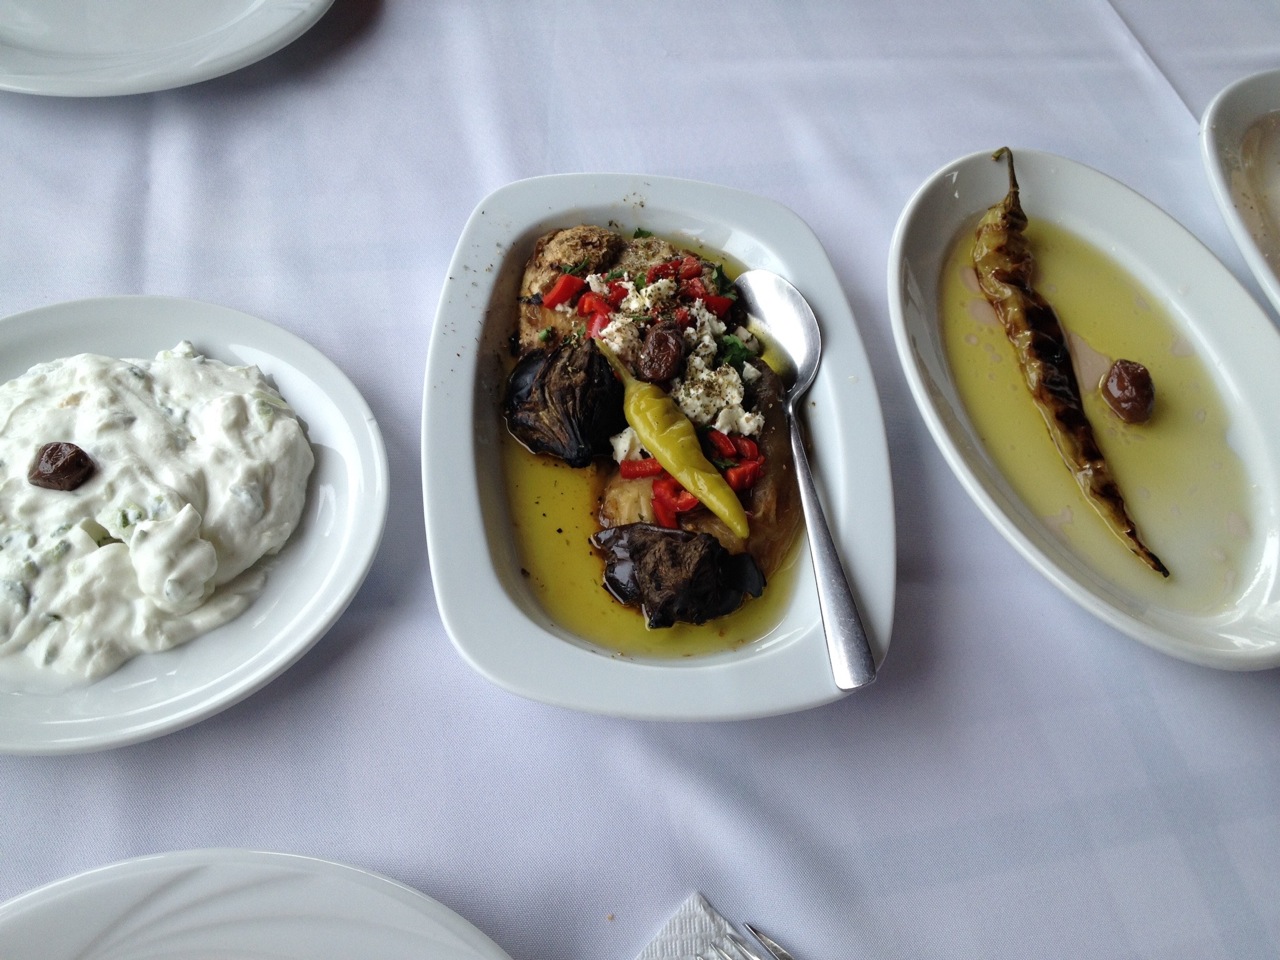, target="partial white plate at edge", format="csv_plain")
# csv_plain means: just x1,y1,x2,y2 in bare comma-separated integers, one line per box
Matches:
1201,67,1280,320
422,173,895,720
0,296,389,753
0,0,334,97
888,148,1280,670
0,849,511,960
